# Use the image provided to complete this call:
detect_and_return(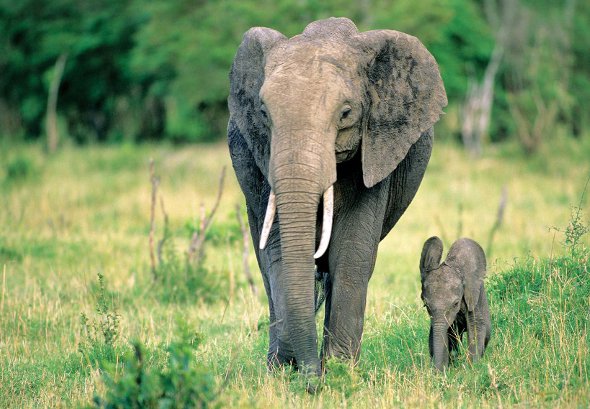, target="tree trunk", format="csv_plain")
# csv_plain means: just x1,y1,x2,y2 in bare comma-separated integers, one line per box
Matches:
46,53,68,153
